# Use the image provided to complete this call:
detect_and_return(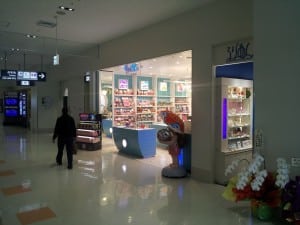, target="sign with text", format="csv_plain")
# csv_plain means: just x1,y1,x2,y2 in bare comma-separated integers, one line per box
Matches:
16,80,35,86
1,70,46,81
213,38,253,65
1,70,17,80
